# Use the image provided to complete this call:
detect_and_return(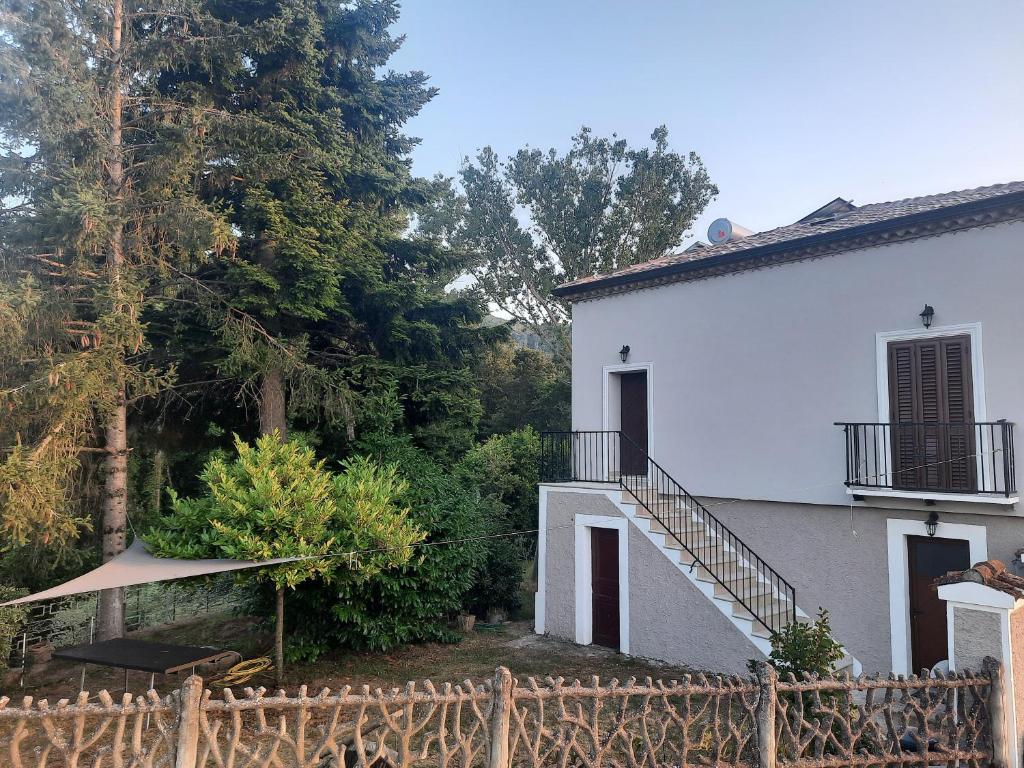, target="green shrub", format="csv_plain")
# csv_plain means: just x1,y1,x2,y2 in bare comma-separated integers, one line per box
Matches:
453,429,540,616
274,437,488,656
455,428,540,533
460,498,524,618
752,608,845,678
